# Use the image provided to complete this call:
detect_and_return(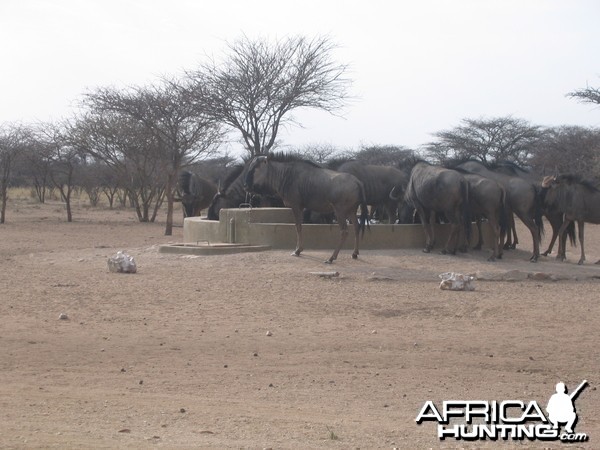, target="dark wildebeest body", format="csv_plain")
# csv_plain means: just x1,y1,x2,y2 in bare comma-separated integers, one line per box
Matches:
243,155,368,264
541,174,600,265
457,171,507,261
177,170,218,218
331,160,409,223
405,161,471,254
206,165,283,220
491,161,570,256
207,165,253,220
455,160,543,262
